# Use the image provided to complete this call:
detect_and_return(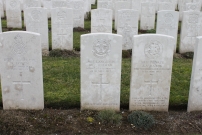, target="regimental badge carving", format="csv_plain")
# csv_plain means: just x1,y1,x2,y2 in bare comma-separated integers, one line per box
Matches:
188,13,199,23
10,0,17,8
31,10,42,22
144,40,163,59
57,10,66,23
92,39,110,58
11,34,27,55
